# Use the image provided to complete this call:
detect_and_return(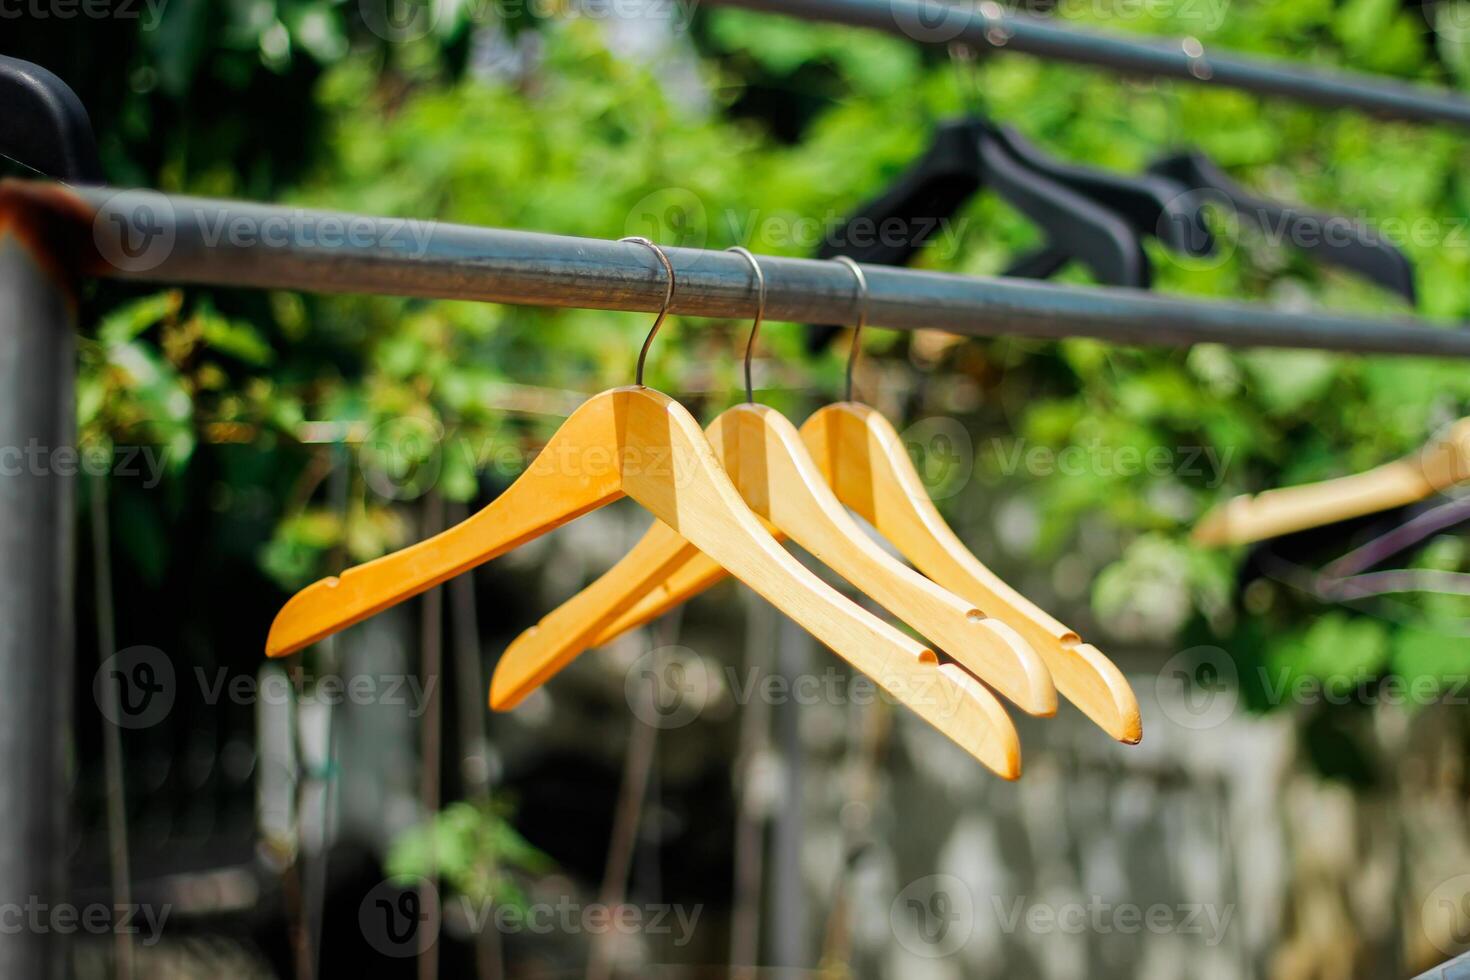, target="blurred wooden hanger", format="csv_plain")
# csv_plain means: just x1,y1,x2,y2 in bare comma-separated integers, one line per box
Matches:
1194,418,1470,547
266,239,1022,777
493,249,1055,717
566,257,1139,743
